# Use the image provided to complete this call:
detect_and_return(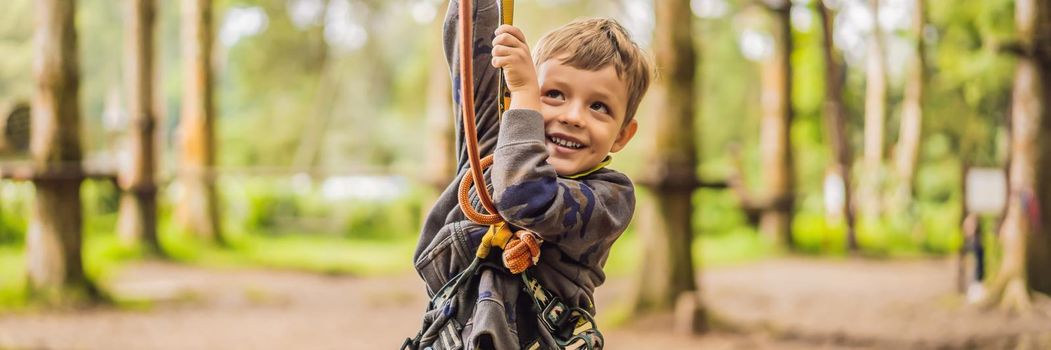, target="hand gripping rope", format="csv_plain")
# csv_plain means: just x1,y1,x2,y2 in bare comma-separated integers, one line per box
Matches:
403,1,603,348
